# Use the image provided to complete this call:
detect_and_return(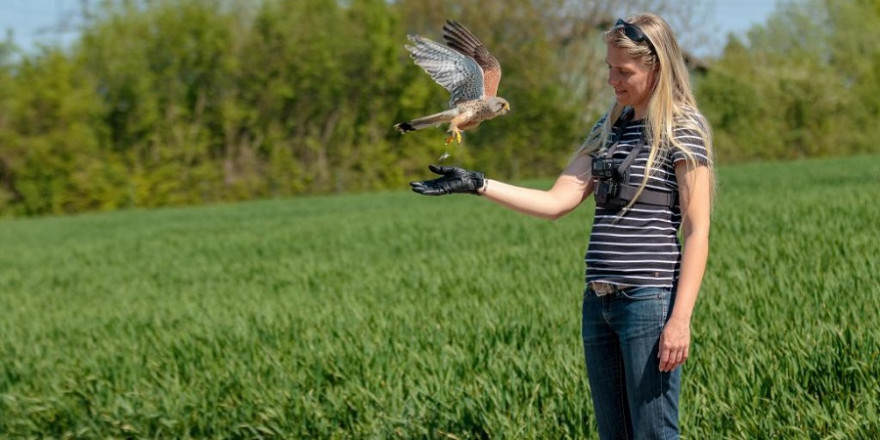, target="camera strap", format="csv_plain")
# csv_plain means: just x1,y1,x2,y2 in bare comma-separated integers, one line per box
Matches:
609,107,635,145
593,108,634,169
616,142,643,177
